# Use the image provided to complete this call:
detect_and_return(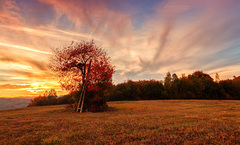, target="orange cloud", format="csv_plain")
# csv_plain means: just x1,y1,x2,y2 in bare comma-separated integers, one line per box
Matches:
0,84,31,90
0,0,22,25
12,69,52,80
0,48,49,71
39,0,134,46
0,42,51,55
